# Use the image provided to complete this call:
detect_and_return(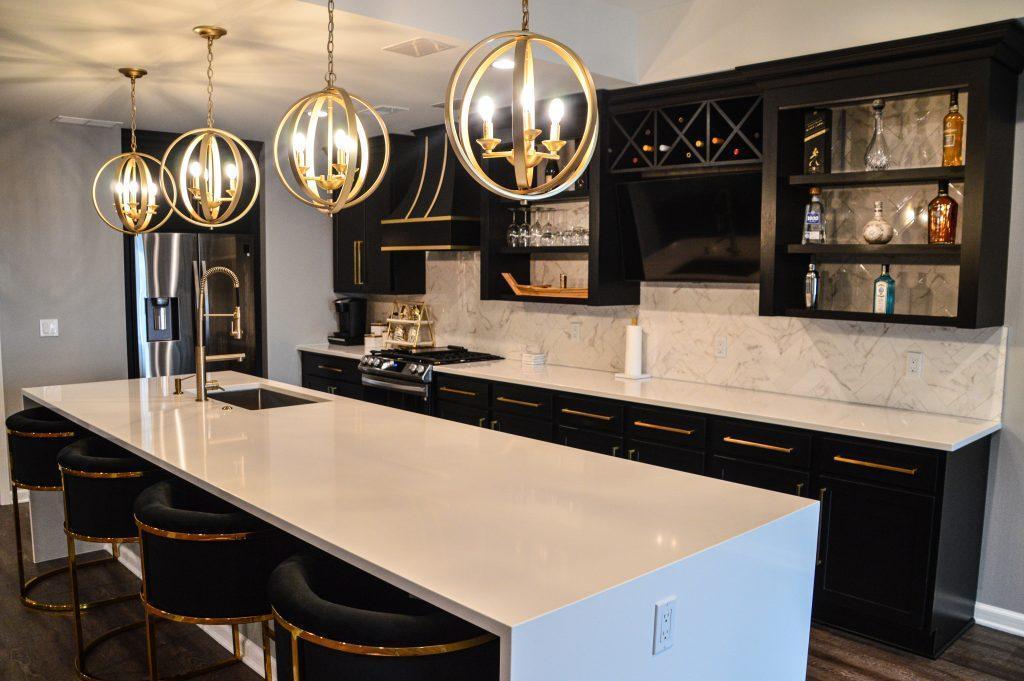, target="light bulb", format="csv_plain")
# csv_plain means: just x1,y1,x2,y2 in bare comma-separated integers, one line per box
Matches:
225,163,238,180
334,129,356,152
189,161,201,178
492,57,515,70
548,98,565,126
128,180,139,193
114,182,124,194
292,132,306,153
148,183,158,197
477,96,495,124
521,82,536,129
